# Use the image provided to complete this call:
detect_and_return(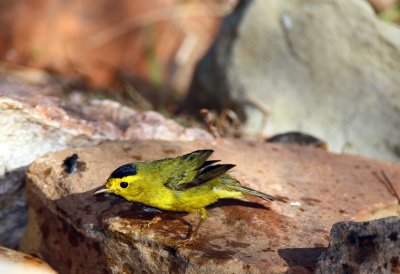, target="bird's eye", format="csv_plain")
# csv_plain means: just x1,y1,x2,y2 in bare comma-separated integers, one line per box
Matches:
120,182,128,188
